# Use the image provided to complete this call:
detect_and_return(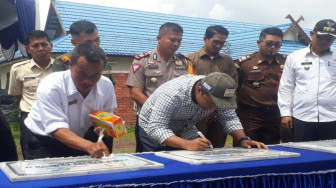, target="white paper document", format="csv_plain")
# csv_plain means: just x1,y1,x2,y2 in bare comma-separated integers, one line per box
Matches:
282,140,336,154
1,154,163,182
155,147,300,165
